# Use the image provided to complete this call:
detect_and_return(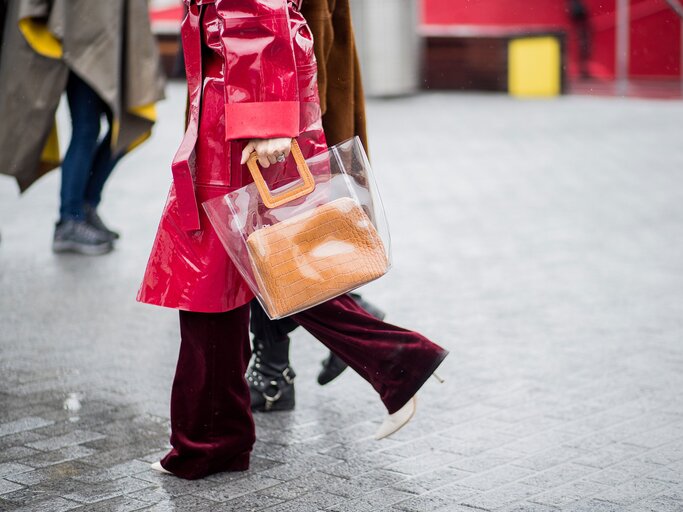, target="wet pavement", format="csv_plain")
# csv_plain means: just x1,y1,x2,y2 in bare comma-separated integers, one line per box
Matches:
1,84,683,511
